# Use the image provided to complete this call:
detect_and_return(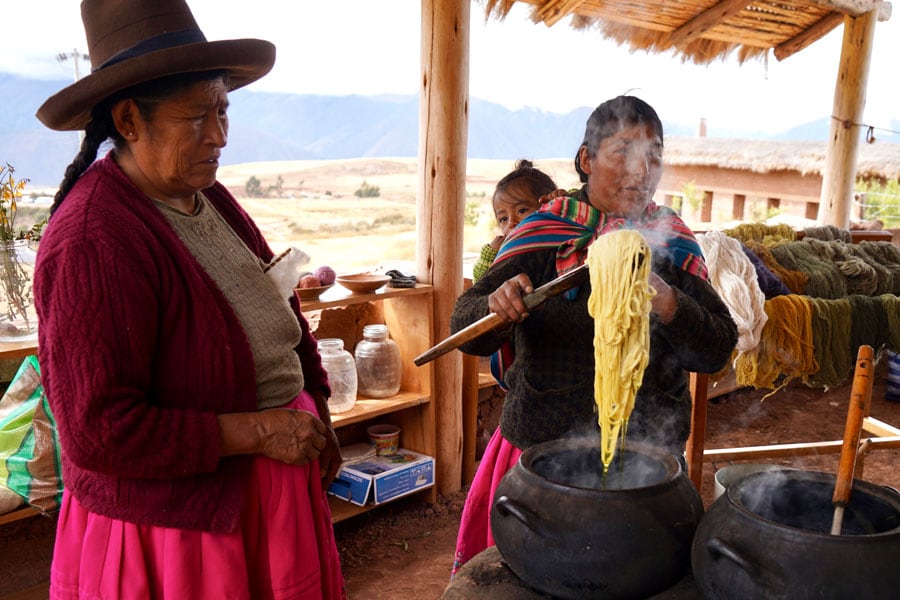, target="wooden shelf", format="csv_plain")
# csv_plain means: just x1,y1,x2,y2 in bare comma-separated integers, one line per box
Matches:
308,282,437,523
0,506,41,526
299,282,432,311
331,392,430,428
0,340,38,361
328,486,435,524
